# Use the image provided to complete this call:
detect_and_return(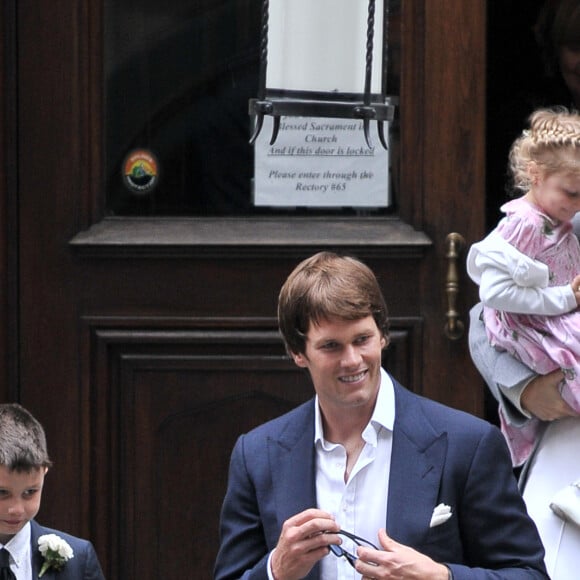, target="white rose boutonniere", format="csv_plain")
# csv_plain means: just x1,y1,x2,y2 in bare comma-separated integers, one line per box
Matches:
38,534,74,577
